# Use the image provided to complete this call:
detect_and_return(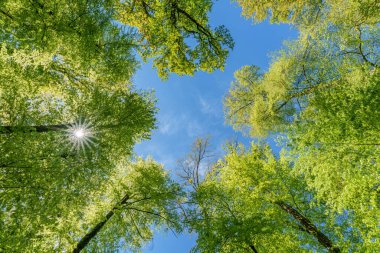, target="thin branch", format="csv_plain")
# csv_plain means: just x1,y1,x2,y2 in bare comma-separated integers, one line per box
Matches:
0,8,14,20
128,211,147,240
140,0,153,17
127,207,178,237
357,27,378,68
127,207,175,225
